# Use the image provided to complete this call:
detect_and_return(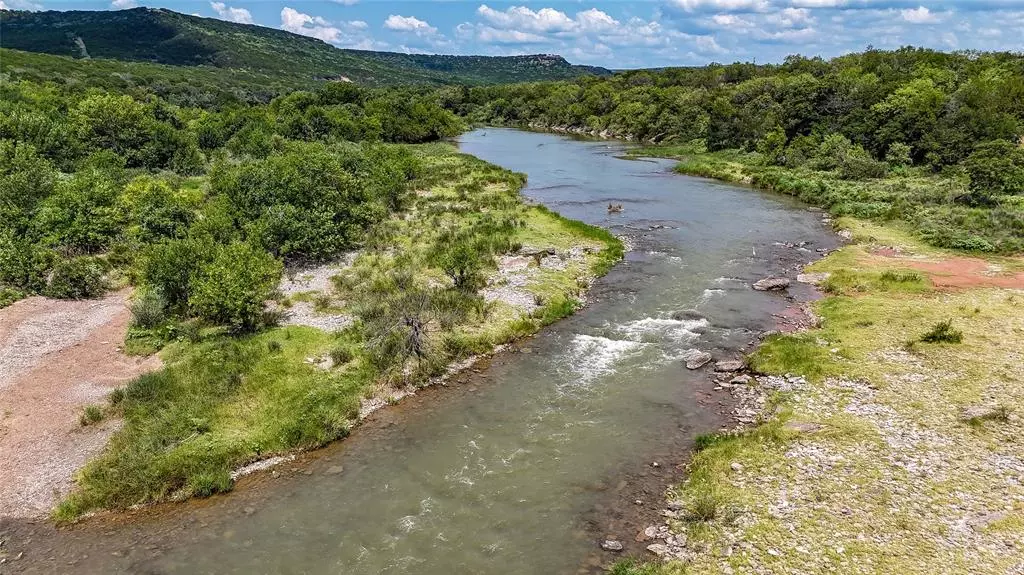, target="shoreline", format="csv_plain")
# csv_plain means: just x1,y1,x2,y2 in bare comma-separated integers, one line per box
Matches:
7,141,623,525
